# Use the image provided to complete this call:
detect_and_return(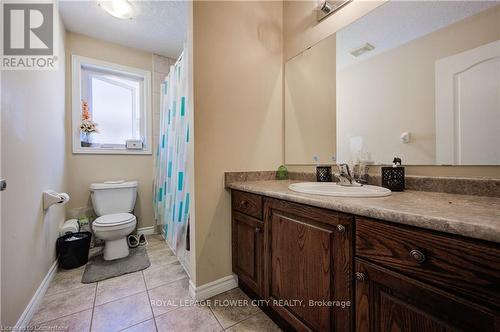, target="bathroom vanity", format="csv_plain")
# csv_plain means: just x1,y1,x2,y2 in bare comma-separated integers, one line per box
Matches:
231,2,500,330
229,180,500,331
